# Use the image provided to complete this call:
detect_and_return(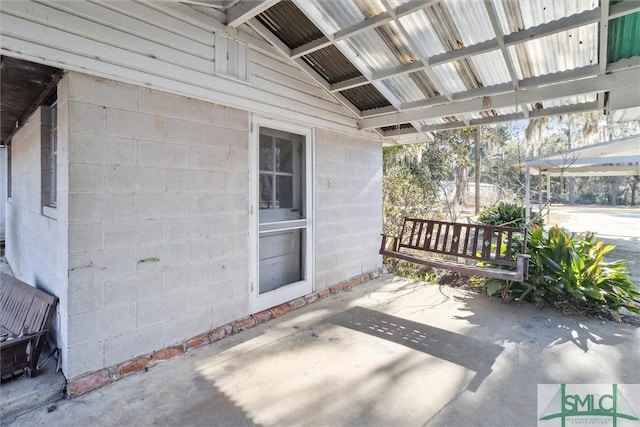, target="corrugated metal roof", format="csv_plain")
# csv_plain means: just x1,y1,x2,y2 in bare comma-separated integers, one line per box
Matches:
423,3,468,52
256,2,323,49
344,29,402,72
443,0,495,46
381,123,413,132
399,10,446,58
382,75,425,103
301,45,362,84
608,10,640,62
432,62,467,94
248,0,640,138
508,24,598,78
341,84,392,111
496,106,520,115
469,50,513,87
494,0,597,35
409,71,439,98
377,21,416,65
305,0,367,33
543,93,598,108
